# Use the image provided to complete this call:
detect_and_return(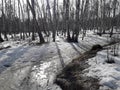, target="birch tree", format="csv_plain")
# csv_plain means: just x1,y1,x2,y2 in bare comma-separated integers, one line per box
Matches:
27,0,45,43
